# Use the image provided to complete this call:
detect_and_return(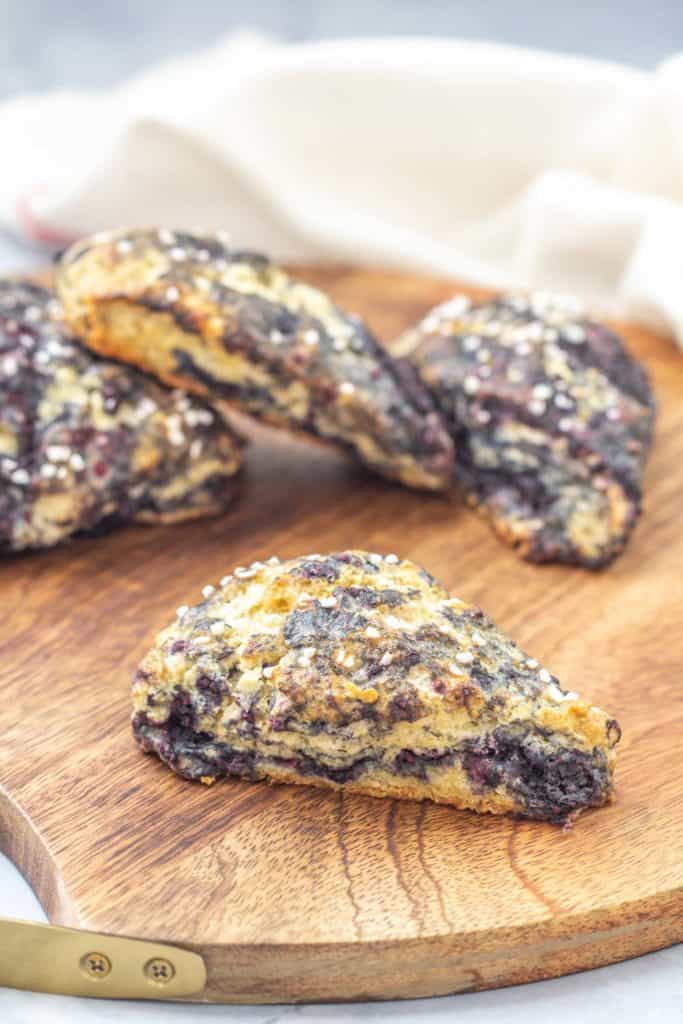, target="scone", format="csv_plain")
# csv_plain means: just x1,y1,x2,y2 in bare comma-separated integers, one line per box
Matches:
0,280,243,551
132,551,619,823
395,293,655,567
56,229,454,491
